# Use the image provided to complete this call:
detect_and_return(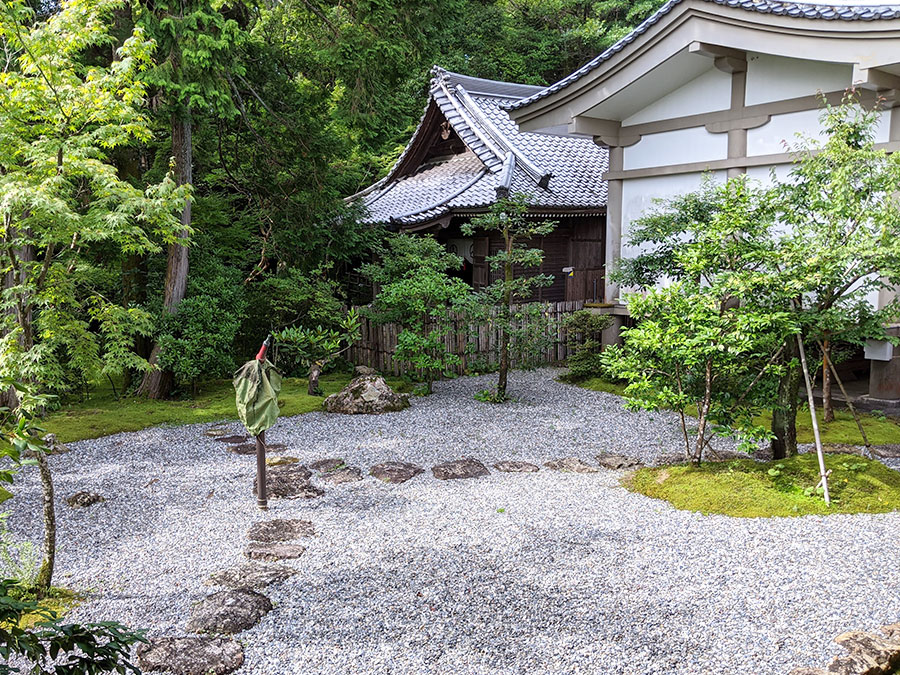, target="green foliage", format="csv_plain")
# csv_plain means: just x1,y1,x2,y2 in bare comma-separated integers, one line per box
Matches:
473,388,509,404
273,309,361,381
364,234,470,391
562,310,613,380
0,579,146,675
626,454,900,518
0,514,40,587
